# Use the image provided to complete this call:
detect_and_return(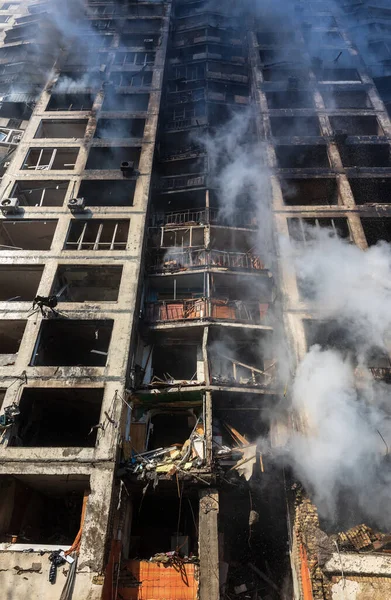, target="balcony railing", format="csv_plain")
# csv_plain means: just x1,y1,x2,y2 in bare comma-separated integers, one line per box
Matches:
152,207,257,228
148,248,264,272
144,298,269,325
154,174,207,191
211,355,275,387
164,115,208,131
